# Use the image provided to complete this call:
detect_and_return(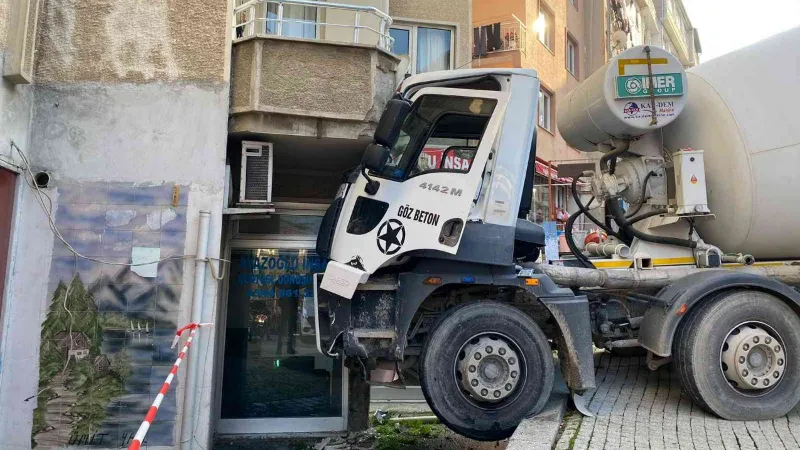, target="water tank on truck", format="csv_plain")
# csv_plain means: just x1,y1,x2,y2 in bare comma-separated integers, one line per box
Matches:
558,45,688,152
